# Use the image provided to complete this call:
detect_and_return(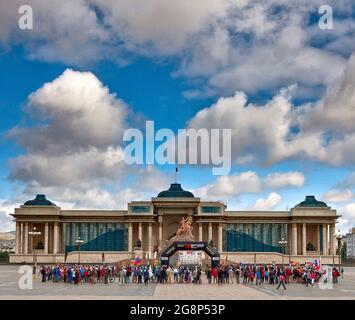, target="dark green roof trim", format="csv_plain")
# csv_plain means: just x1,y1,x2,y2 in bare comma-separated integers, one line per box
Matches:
24,194,56,206
157,183,194,198
295,195,328,208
